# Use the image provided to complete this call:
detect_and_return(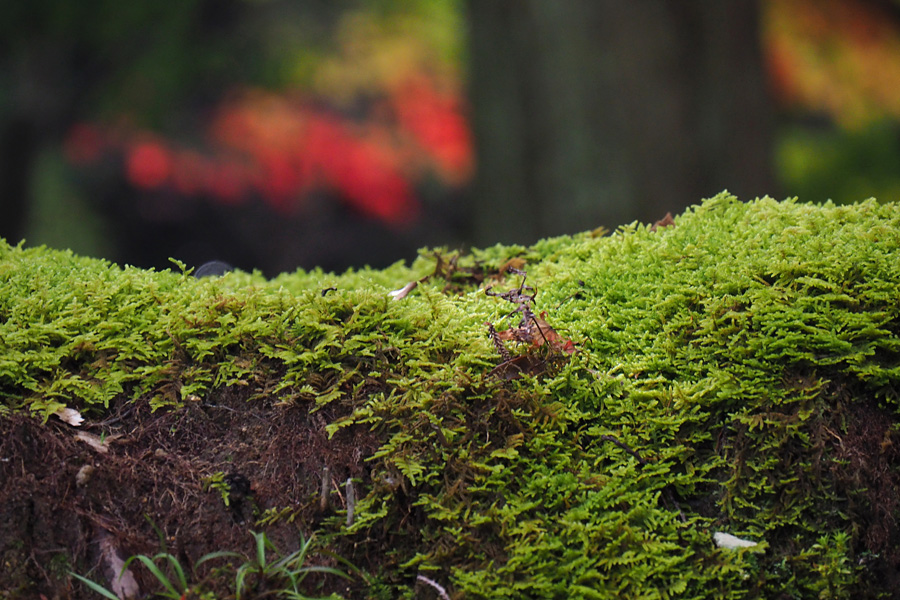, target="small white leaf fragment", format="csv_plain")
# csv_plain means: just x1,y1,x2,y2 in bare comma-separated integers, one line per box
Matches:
75,431,110,453
389,280,418,300
54,407,84,427
714,531,759,549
